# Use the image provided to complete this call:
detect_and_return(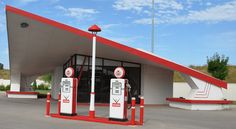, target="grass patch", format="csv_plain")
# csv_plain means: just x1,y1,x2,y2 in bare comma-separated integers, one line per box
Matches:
35,90,50,98
35,90,50,95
